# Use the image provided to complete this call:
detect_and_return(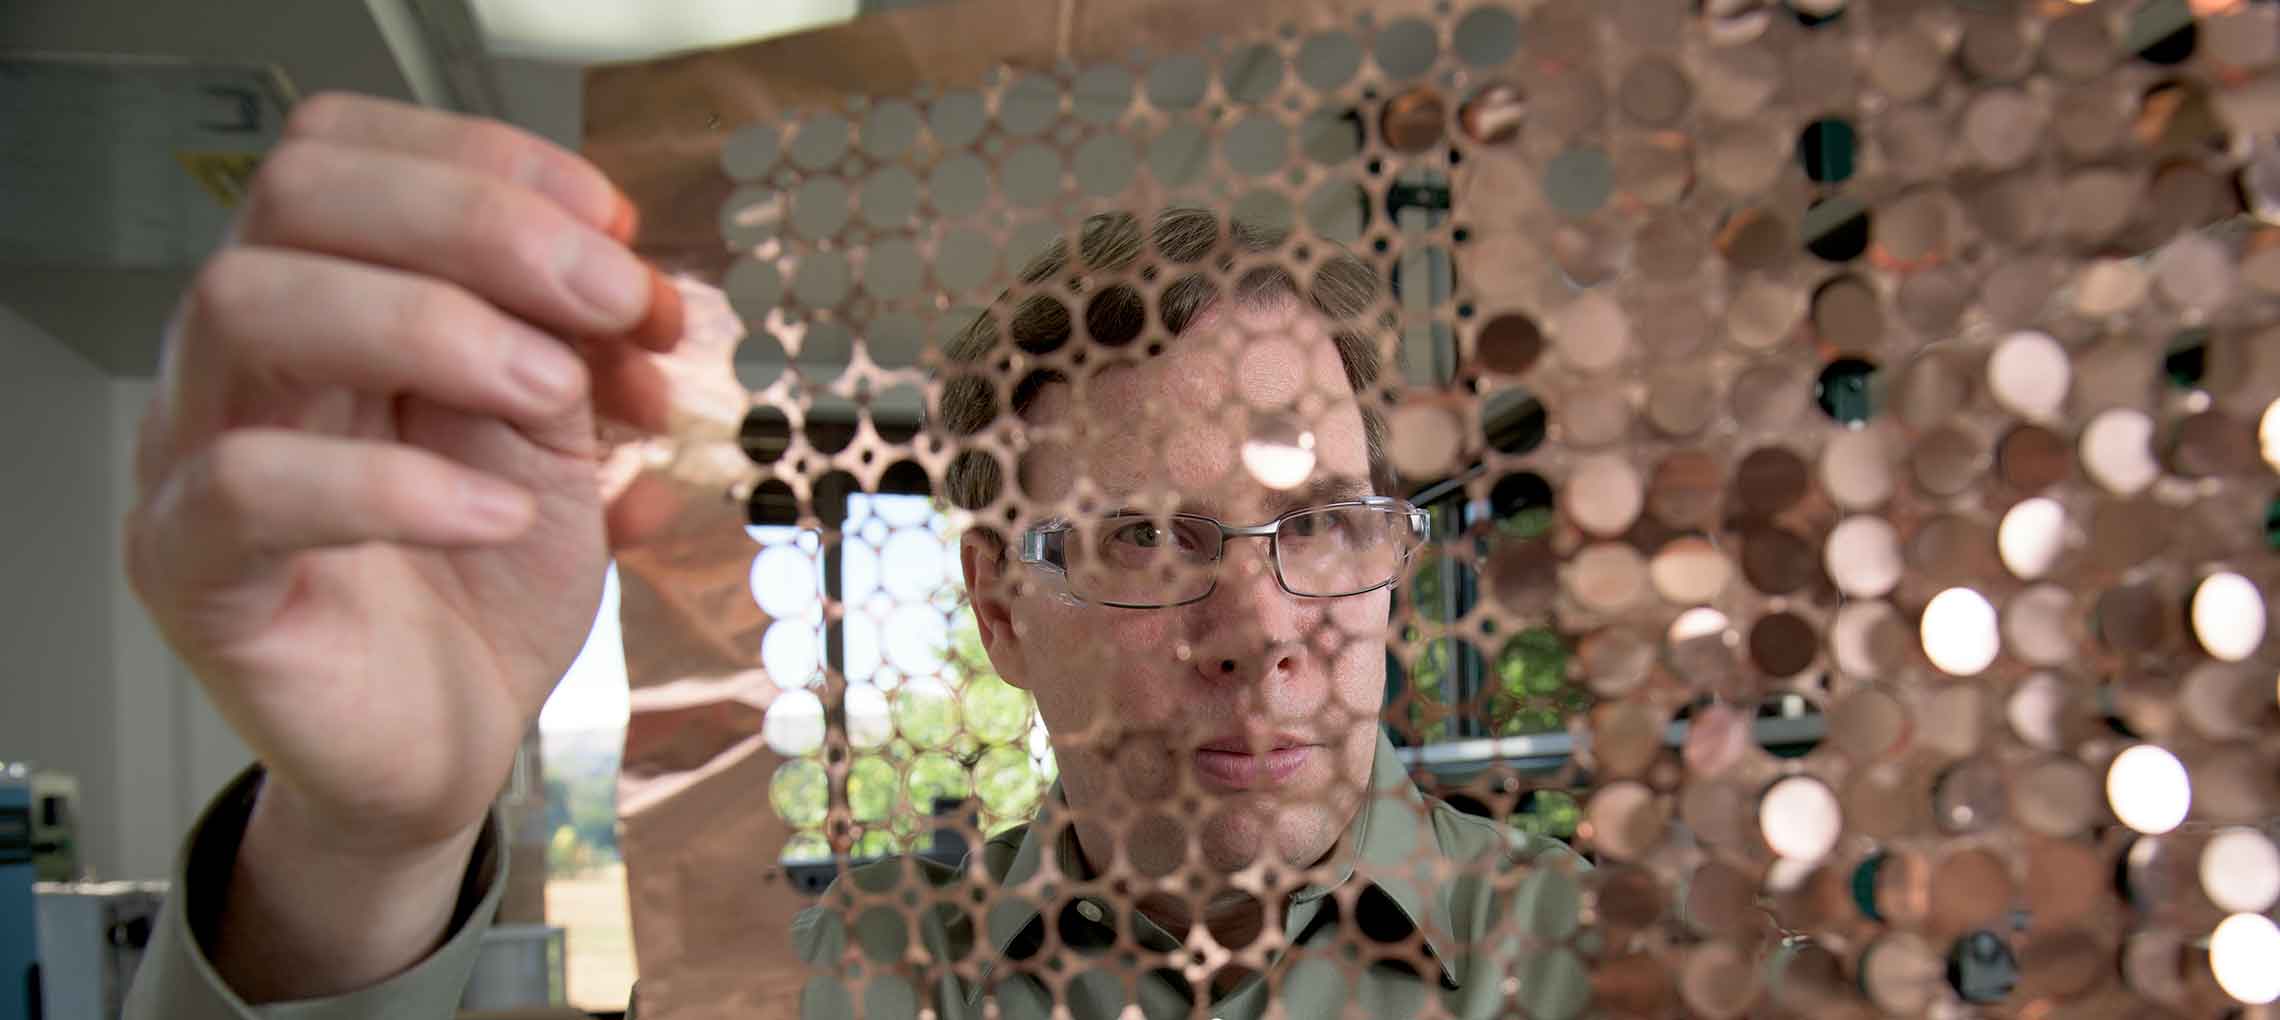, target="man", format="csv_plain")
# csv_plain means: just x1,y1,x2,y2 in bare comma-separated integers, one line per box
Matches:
791,209,1588,1019
122,96,1583,1020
